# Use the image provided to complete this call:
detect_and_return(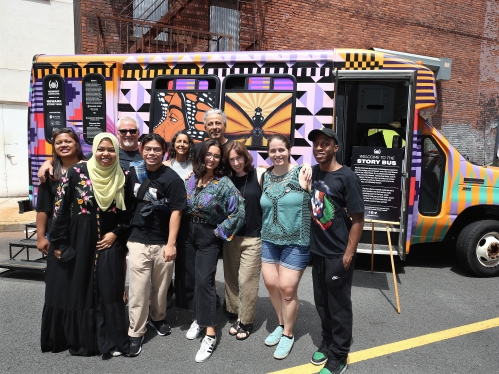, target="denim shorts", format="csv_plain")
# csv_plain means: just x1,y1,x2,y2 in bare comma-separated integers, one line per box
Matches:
261,241,311,271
